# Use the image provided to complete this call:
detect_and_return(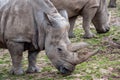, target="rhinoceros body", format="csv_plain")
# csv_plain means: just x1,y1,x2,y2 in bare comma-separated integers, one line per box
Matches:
0,0,97,75
51,0,110,38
